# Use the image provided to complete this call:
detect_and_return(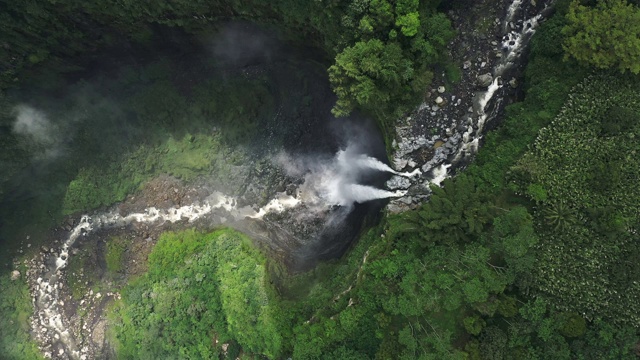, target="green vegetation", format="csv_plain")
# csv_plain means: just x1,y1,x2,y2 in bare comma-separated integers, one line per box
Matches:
327,2,455,119
61,133,246,215
106,237,128,275
563,0,640,74
0,270,44,360
111,228,287,359
512,74,640,325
